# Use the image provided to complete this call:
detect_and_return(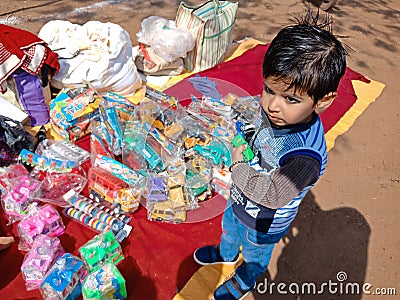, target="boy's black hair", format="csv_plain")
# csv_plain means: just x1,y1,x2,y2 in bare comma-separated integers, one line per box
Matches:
262,14,347,102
